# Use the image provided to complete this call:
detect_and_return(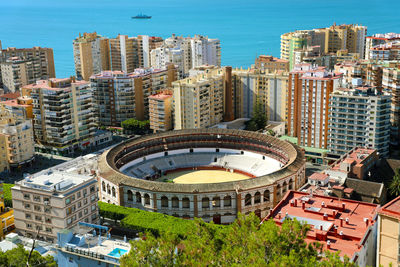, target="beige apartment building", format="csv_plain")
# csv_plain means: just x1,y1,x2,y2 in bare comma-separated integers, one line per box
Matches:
24,78,96,155
173,67,226,129
0,46,55,80
281,24,367,69
0,57,35,93
149,90,173,132
73,32,110,81
254,55,289,72
91,65,177,126
0,106,34,172
232,68,289,122
11,171,99,243
109,34,139,73
376,195,400,266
